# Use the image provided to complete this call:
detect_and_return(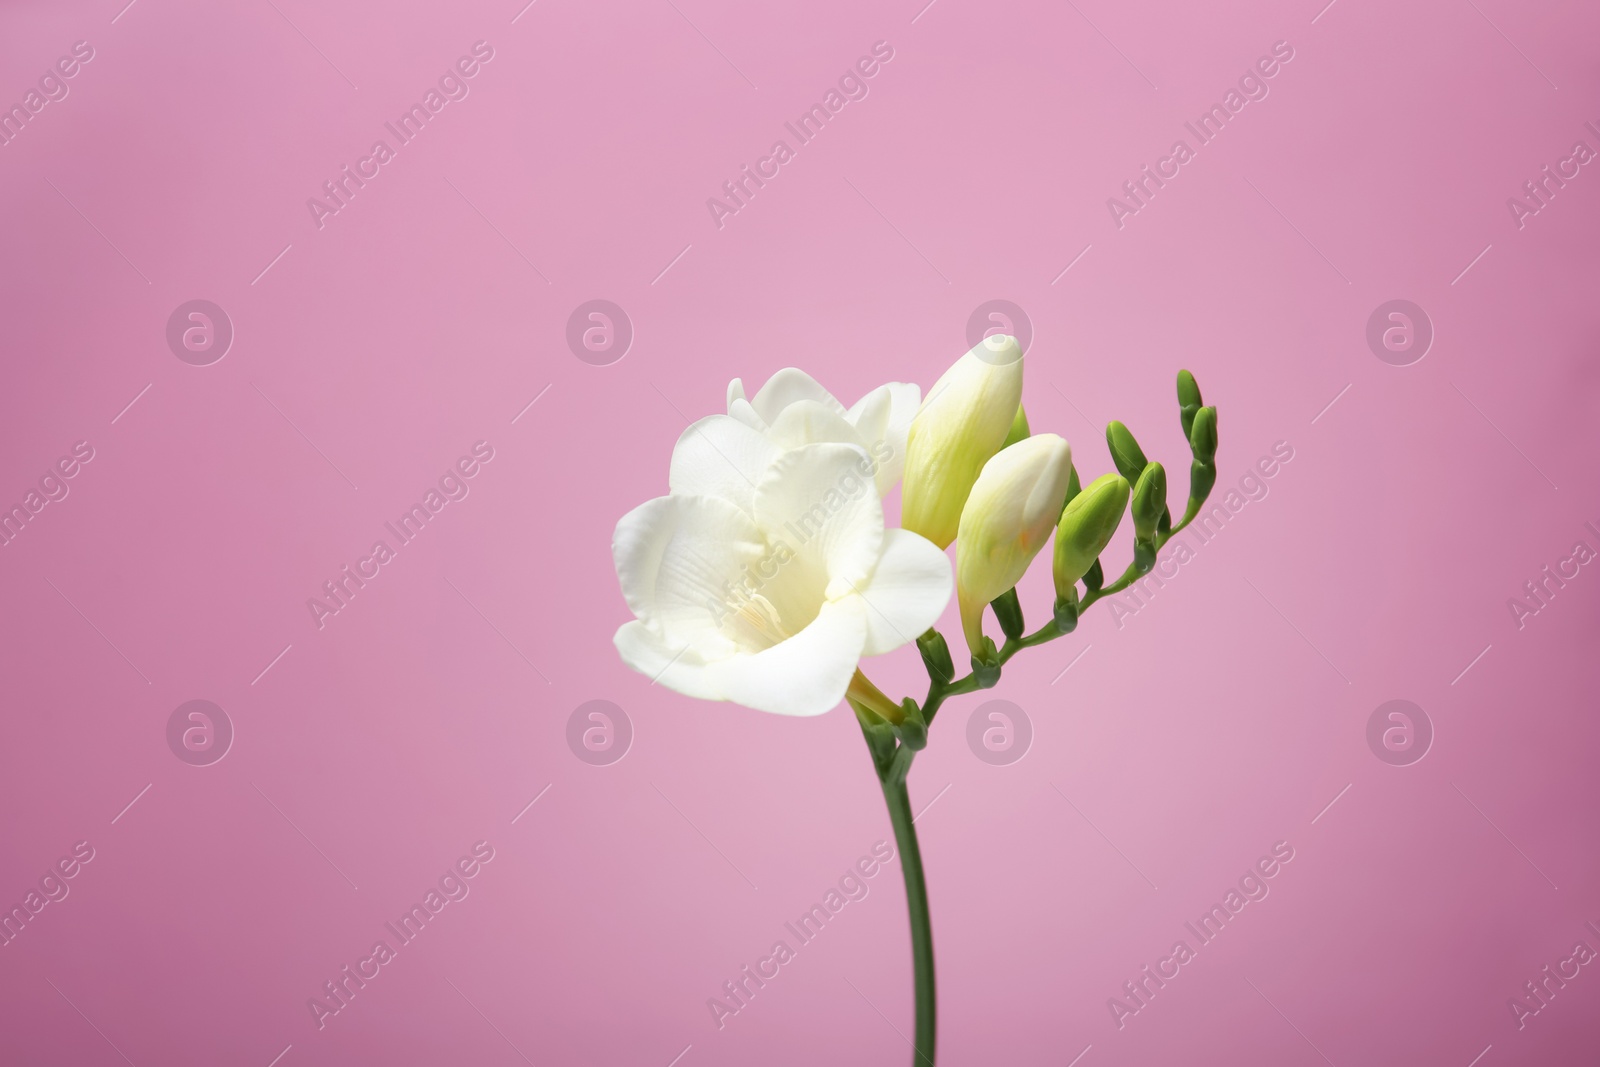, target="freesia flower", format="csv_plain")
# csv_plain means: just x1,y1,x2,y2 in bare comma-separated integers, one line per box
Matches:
613,442,952,716
954,433,1074,653
722,369,921,496
901,337,1025,549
